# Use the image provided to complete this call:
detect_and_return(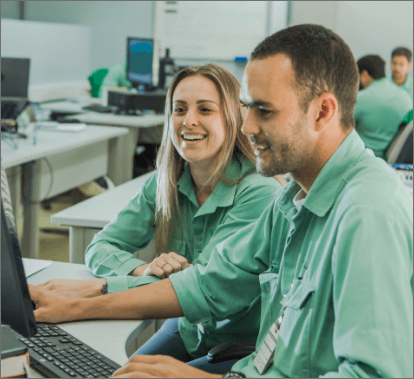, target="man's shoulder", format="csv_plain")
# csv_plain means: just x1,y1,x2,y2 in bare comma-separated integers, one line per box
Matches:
336,151,411,216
